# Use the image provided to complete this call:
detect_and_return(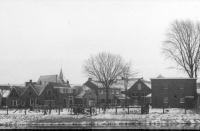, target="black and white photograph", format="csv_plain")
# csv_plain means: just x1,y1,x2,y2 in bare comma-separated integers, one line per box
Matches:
1,0,200,130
